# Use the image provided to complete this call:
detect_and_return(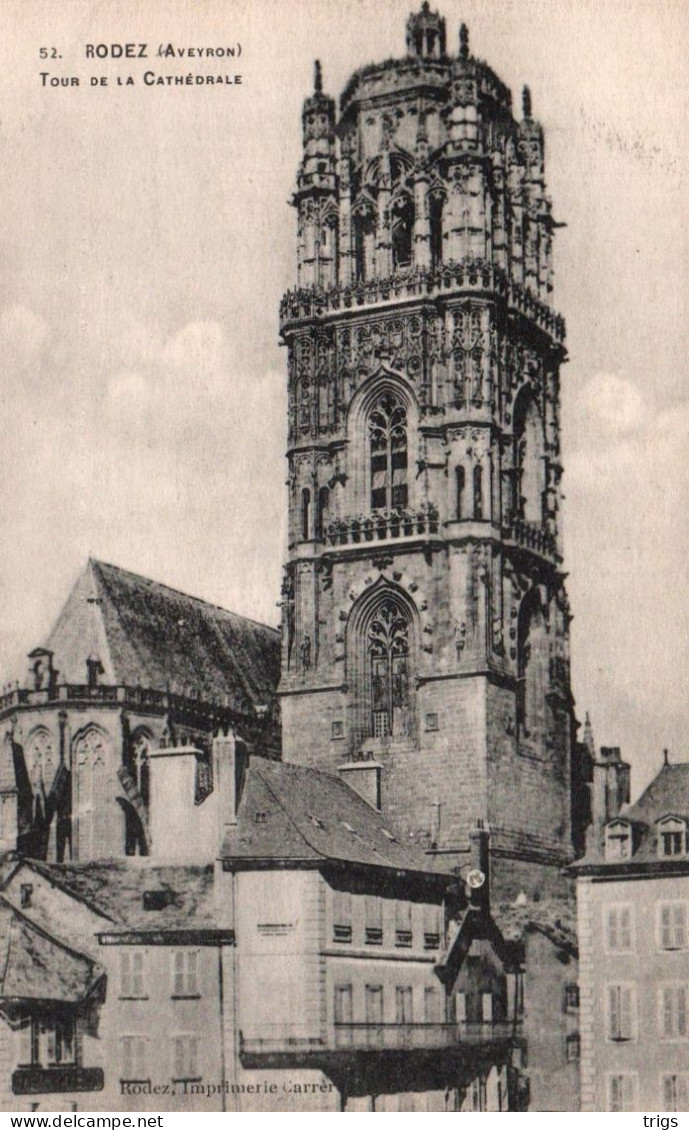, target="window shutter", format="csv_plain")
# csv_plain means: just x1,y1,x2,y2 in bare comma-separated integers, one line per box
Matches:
620,907,631,950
